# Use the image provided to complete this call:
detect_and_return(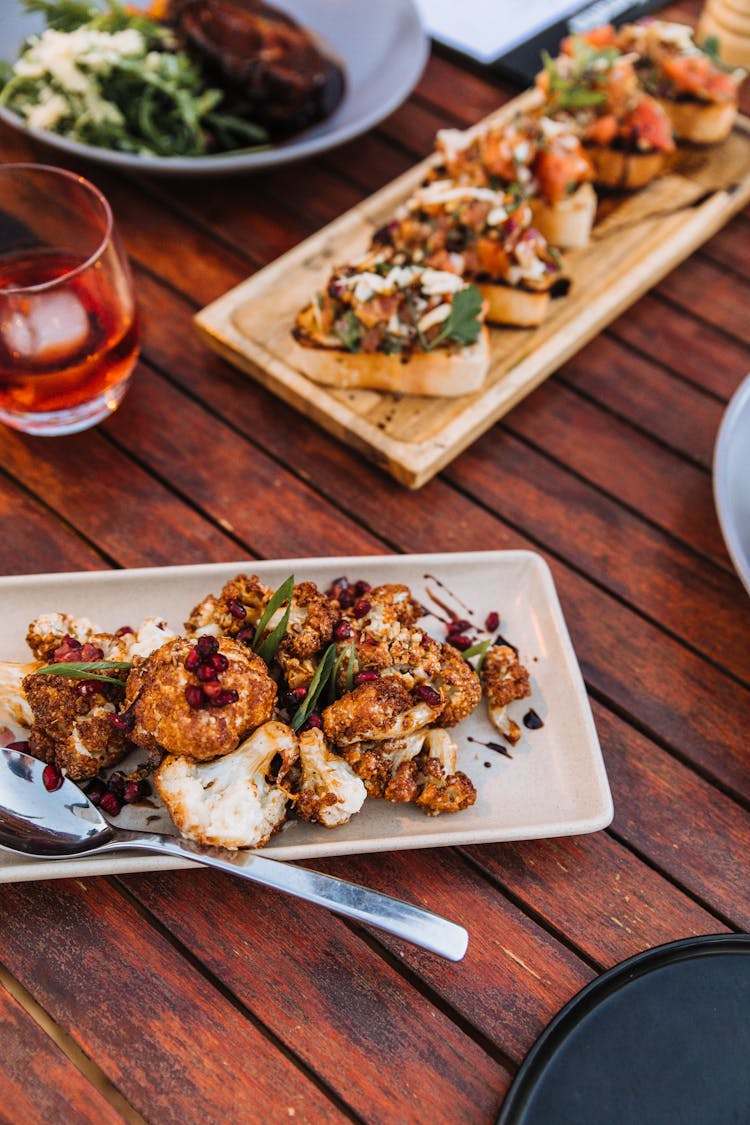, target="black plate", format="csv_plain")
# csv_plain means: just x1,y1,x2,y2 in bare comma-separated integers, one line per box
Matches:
498,934,750,1124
